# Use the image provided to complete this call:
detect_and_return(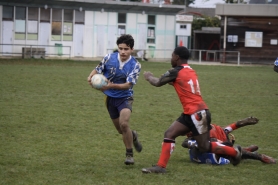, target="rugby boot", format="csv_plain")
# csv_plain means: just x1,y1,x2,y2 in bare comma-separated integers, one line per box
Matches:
132,130,142,152
260,154,276,164
236,116,259,128
242,151,276,164
142,165,166,174
124,154,134,165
